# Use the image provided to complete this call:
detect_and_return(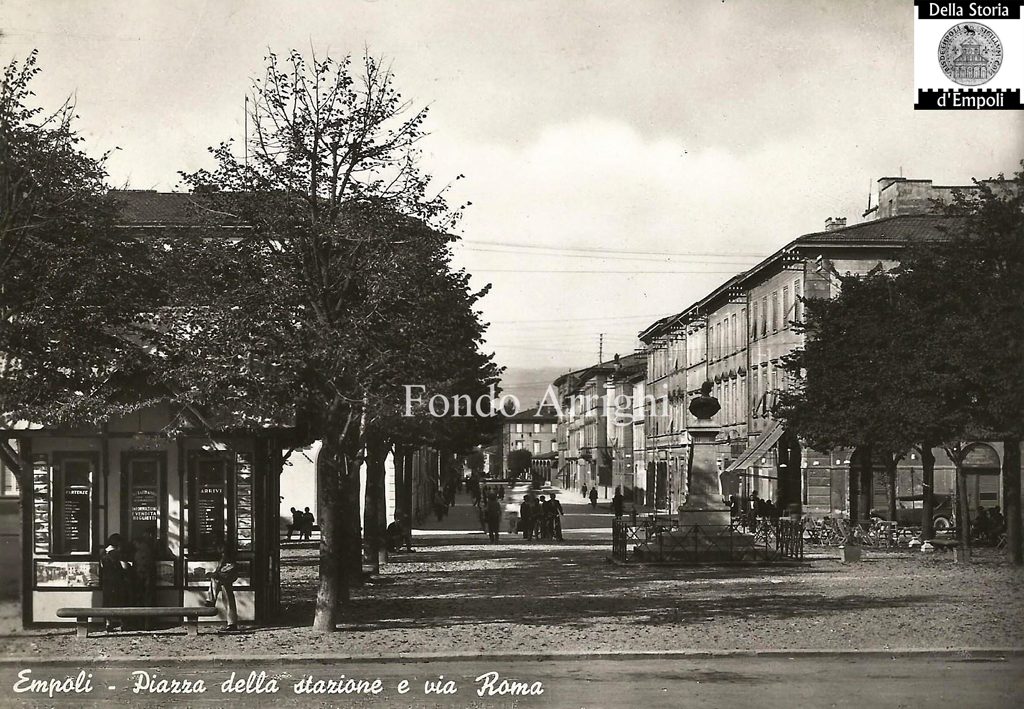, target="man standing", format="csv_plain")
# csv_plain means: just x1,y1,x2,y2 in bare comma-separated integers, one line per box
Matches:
538,495,551,539
612,487,624,518
99,533,129,632
301,507,315,540
520,494,536,541
550,492,565,541
485,493,502,543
